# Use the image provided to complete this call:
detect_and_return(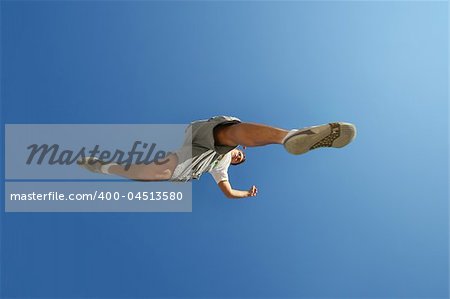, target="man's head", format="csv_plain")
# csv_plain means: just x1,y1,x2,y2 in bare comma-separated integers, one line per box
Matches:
230,148,246,166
